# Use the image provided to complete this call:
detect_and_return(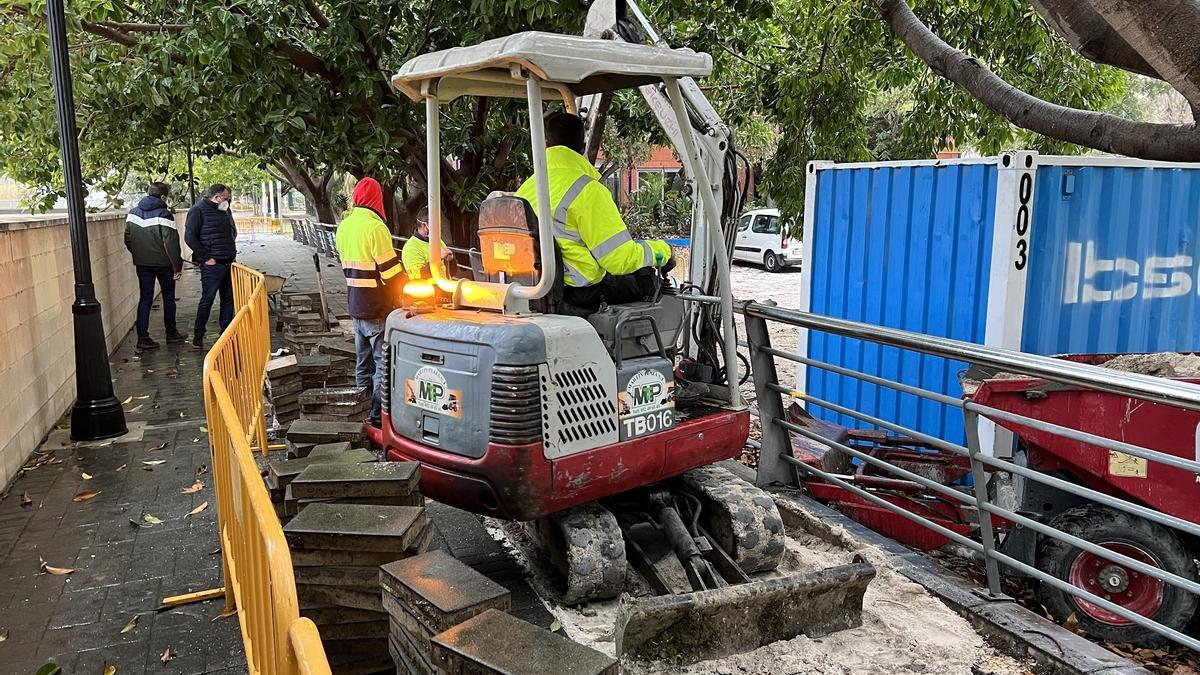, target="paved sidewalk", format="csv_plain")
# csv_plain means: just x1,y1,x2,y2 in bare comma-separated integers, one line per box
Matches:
0,259,243,674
